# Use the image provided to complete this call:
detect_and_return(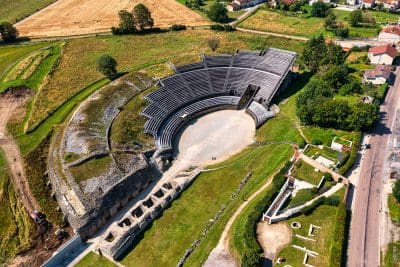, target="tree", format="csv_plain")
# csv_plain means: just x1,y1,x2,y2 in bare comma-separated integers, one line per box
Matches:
349,9,363,26
0,22,18,42
97,55,118,80
207,36,220,52
208,2,229,23
324,12,337,29
118,10,136,33
310,2,329,17
339,80,363,95
301,34,327,72
319,64,349,92
393,180,400,203
133,4,154,31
